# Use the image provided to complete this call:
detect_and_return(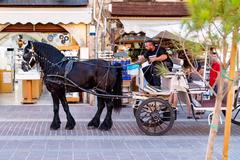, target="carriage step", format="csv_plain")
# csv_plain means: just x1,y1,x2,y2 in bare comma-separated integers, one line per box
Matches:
162,108,177,121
